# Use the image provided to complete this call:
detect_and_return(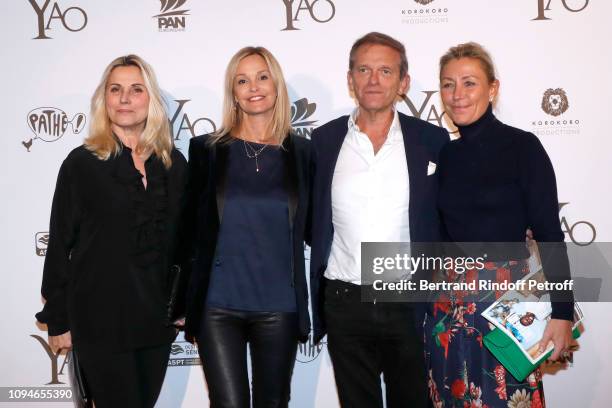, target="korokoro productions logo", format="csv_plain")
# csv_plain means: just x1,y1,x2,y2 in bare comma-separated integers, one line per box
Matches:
154,0,189,32
401,0,449,24
168,340,201,366
296,335,325,363
532,0,589,20
531,88,580,136
291,98,318,139
23,107,86,151
281,0,336,31
35,232,50,256
28,0,88,40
